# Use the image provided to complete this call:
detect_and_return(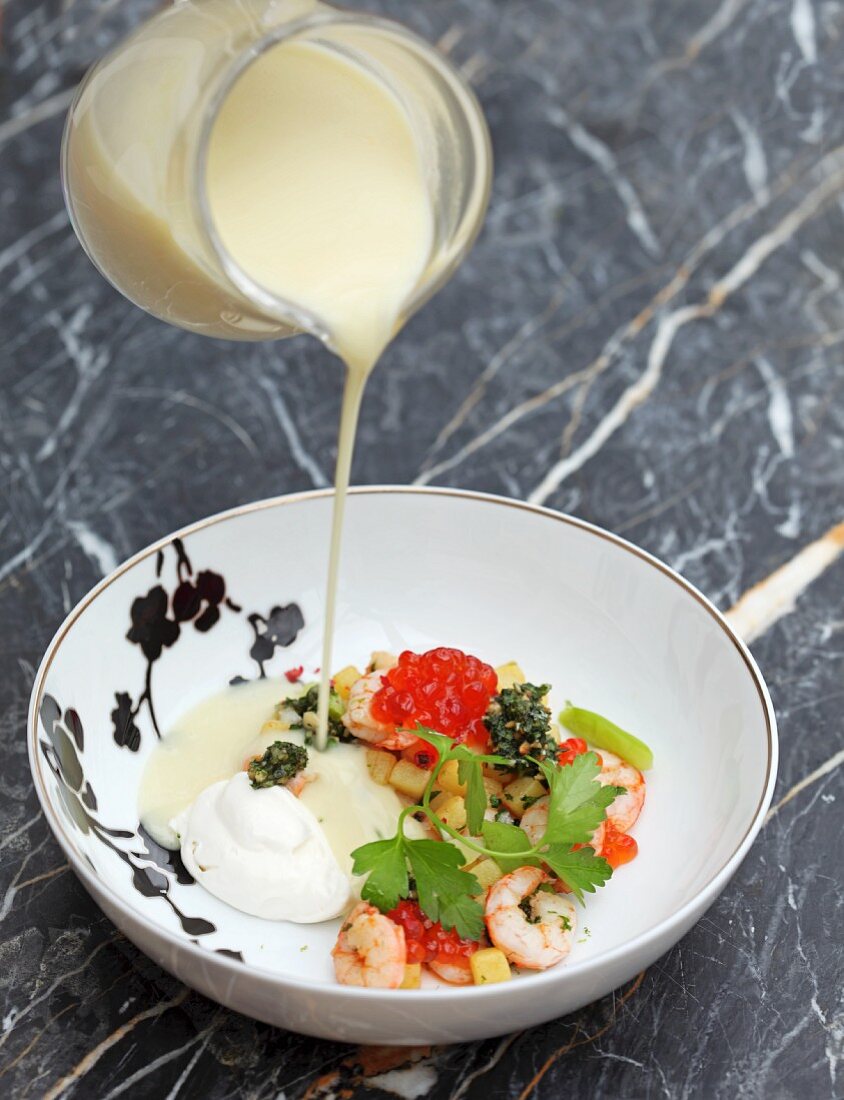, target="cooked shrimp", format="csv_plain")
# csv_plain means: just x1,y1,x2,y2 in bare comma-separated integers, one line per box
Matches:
331,901,407,988
428,956,473,985
521,796,606,856
598,750,645,833
341,670,418,750
485,867,576,970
